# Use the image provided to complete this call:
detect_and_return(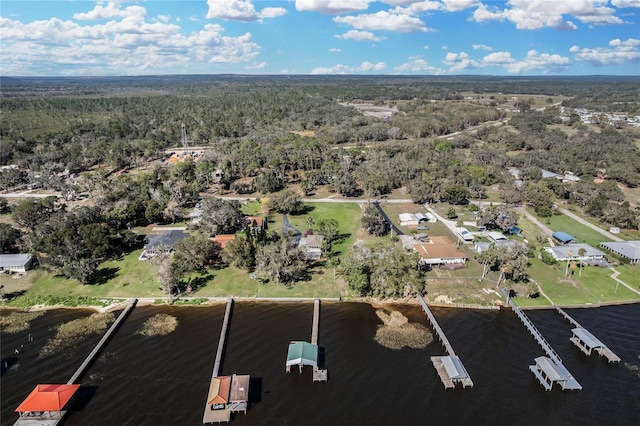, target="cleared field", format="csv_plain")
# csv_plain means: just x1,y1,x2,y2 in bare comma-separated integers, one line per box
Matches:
530,209,614,247
574,267,640,303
